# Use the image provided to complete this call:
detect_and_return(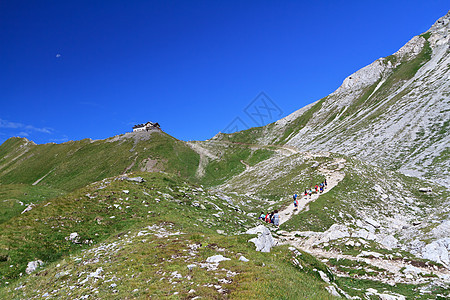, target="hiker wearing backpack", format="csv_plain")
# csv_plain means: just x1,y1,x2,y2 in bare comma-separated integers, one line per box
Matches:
269,212,275,223
273,210,280,227
259,212,265,220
